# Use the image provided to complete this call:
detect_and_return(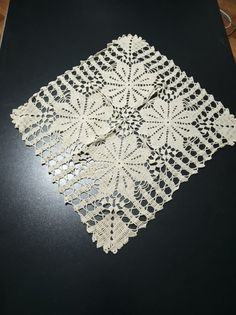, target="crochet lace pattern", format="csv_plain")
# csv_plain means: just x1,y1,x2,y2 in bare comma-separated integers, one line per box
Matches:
11,34,236,253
